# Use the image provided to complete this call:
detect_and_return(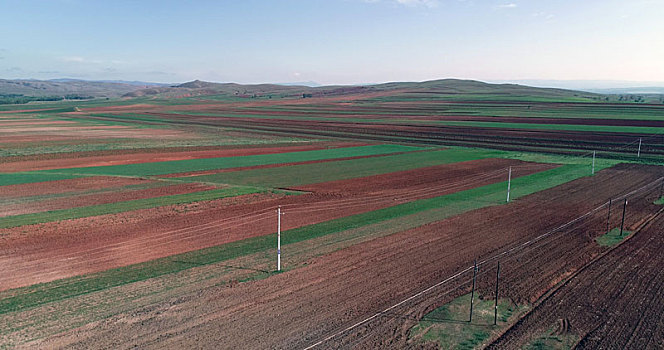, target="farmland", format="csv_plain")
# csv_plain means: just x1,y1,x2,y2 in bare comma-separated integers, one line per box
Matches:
1,80,663,349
